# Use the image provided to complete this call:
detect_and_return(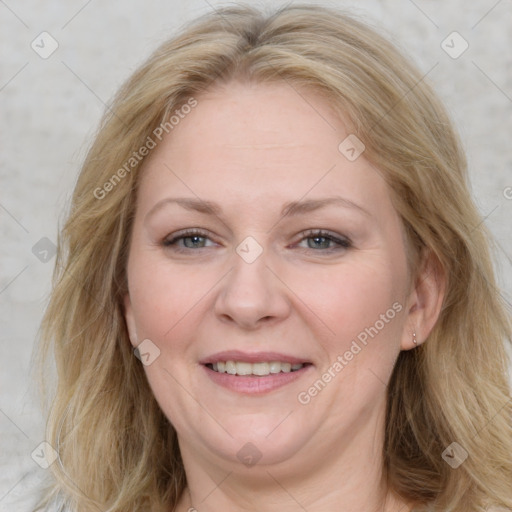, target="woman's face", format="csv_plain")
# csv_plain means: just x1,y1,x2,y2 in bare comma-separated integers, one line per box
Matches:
124,80,414,470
